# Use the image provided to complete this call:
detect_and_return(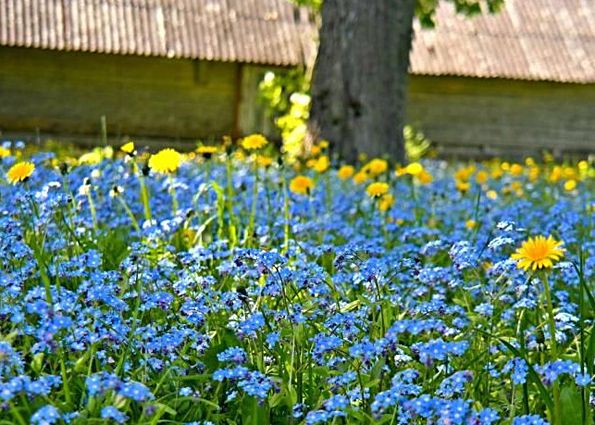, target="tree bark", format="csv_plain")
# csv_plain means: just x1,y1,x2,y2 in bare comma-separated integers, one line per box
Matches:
309,0,416,163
